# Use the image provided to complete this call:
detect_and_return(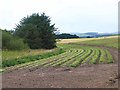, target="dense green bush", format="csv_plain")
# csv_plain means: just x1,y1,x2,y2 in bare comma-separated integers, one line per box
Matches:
2,29,29,50
15,13,57,49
